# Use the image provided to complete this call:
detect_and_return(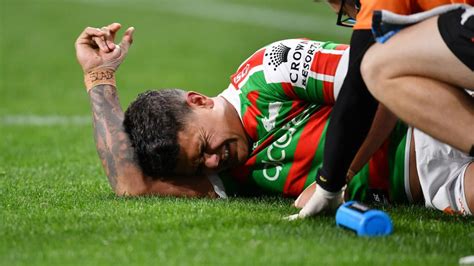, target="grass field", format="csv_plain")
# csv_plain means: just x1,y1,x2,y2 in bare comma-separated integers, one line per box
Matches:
1,0,473,265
